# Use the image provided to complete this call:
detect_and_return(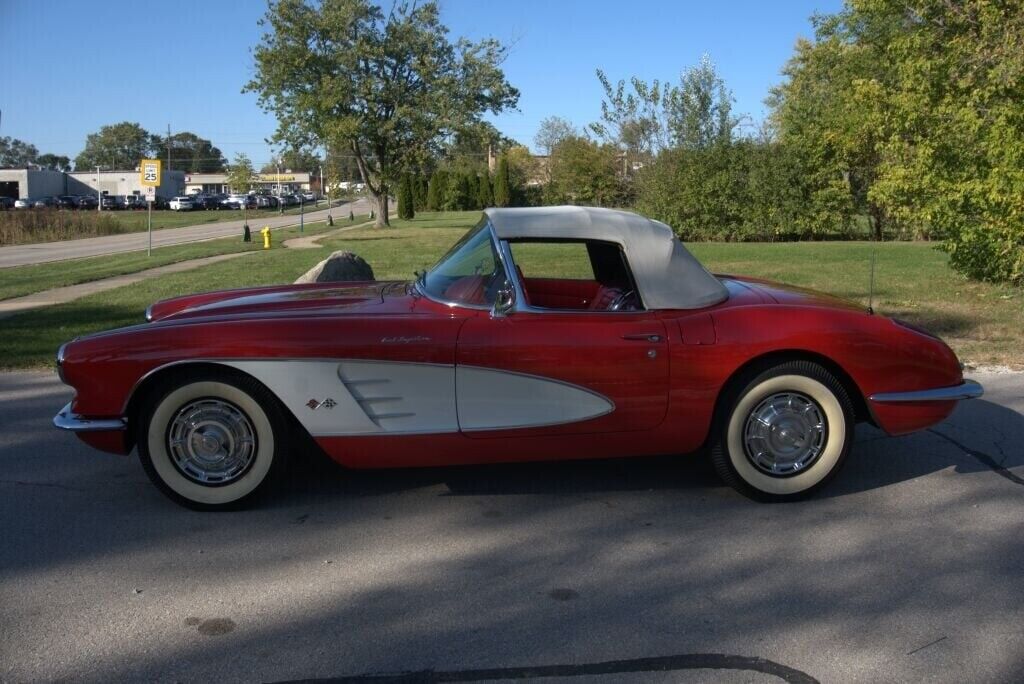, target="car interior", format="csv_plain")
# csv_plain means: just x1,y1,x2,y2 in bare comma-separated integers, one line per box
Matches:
508,239,643,312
